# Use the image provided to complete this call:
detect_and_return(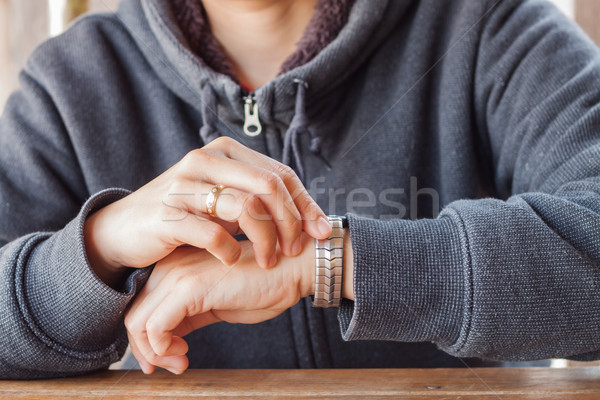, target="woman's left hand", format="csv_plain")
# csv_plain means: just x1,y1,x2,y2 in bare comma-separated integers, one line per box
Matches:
124,236,315,375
